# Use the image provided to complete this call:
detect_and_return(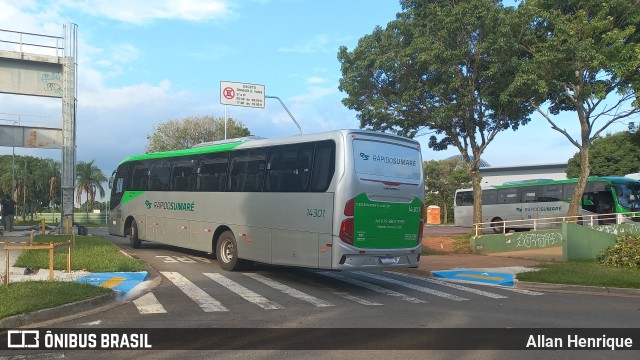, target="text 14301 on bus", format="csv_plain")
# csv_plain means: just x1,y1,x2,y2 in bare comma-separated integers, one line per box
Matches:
108,130,425,271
